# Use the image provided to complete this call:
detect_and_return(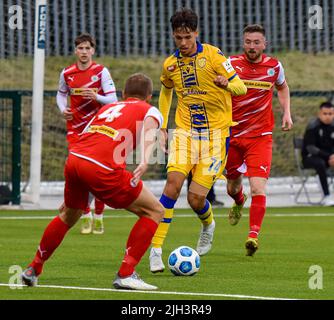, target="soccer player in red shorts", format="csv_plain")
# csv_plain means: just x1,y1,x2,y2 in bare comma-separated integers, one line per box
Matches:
225,25,293,256
56,33,118,235
21,73,164,290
